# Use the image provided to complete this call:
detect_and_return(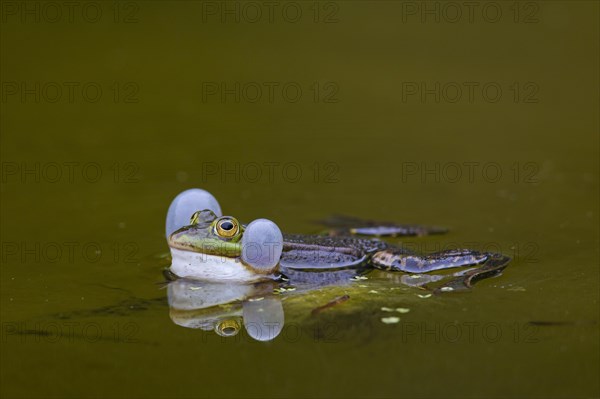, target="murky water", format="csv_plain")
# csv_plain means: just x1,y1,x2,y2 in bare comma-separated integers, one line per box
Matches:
1,1,598,398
